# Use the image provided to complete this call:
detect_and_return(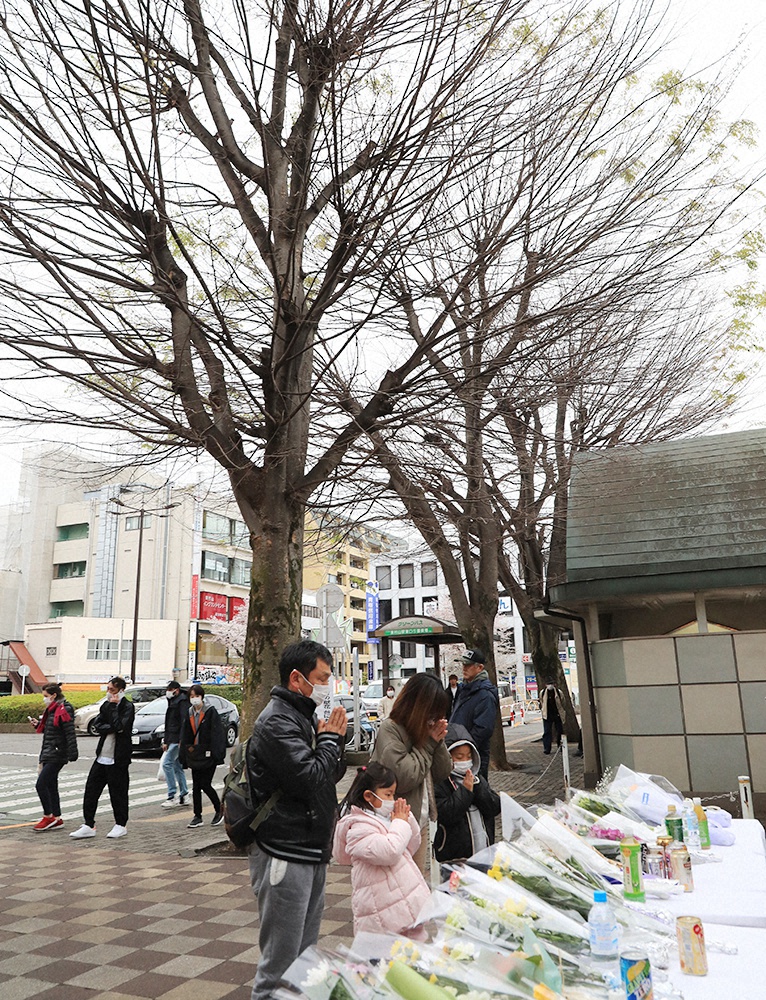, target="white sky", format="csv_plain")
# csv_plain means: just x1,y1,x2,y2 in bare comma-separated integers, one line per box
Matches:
1,0,765,502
